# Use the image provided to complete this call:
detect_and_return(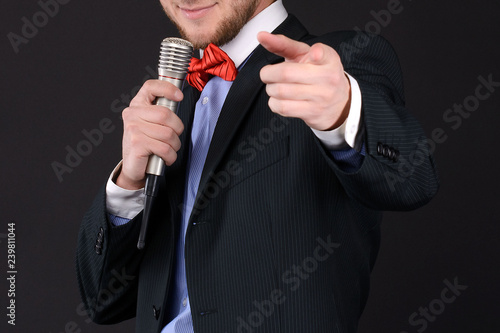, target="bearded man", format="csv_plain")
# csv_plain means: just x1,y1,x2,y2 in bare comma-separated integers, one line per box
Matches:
76,0,439,332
